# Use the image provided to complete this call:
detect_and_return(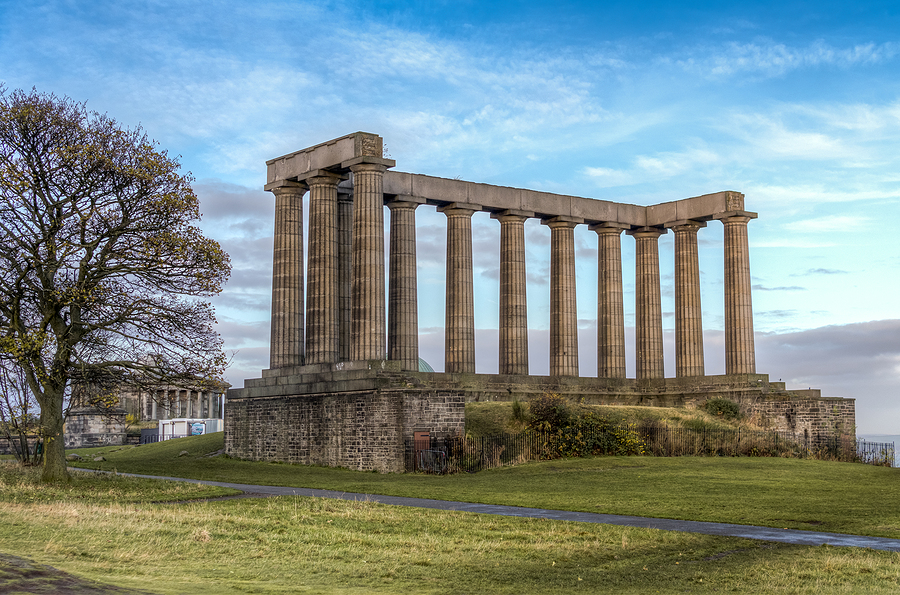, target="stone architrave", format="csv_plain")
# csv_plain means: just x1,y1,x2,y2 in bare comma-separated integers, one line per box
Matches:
714,210,758,374
349,163,389,361
267,181,307,369
492,210,533,376
305,173,343,364
387,198,424,371
628,226,667,380
337,187,354,362
546,216,582,377
439,203,481,374
668,220,706,377
591,223,628,378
